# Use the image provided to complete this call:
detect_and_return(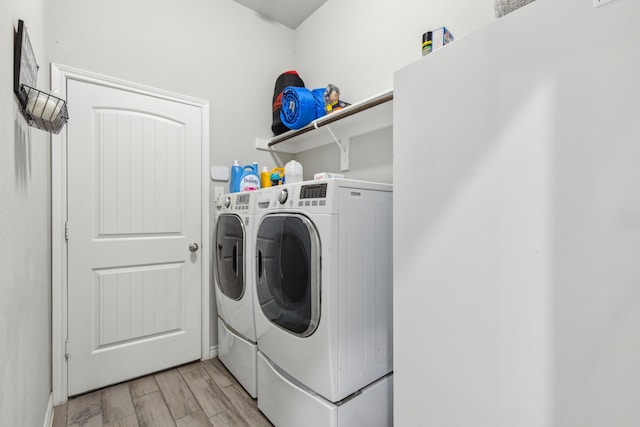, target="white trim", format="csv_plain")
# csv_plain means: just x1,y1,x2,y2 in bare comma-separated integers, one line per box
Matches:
51,63,68,405
43,393,54,427
51,63,210,404
200,99,211,364
208,345,219,360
